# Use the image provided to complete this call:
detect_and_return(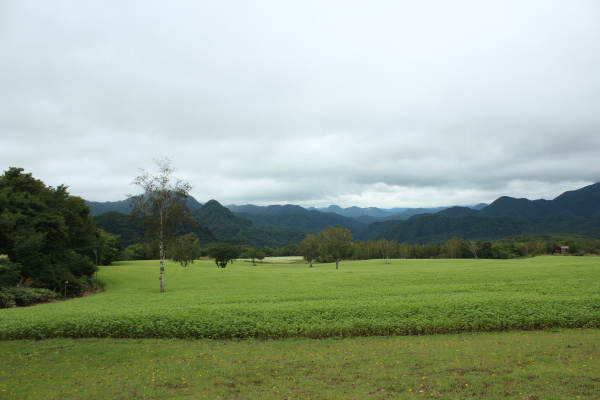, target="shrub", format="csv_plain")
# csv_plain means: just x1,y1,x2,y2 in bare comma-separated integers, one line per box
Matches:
0,290,16,308
0,287,59,308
